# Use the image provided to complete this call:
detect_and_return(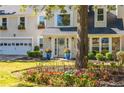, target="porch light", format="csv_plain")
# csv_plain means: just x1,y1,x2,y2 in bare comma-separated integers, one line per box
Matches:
72,37,74,40
13,34,16,37
48,37,51,40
